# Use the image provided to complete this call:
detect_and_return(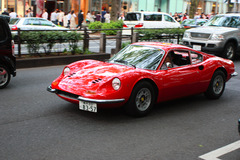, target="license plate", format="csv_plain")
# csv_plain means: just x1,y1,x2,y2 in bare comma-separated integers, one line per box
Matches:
79,101,97,113
193,45,201,51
